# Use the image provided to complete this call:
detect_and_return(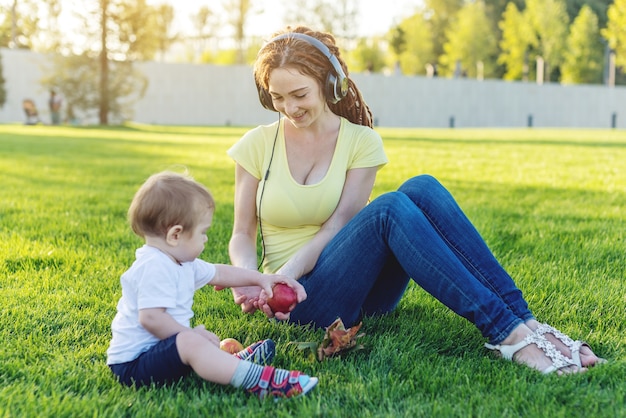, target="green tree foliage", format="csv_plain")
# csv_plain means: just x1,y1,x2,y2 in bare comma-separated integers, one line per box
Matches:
190,5,218,61
565,0,613,29
41,0,166,124
394,13,435,75
498,2,534,80
348,38,386,73
469,0,524,78
281,0,359,46
111,0,176,61
0,0,63,51
0,52,6,108
561,5,604,84
388,26,407,59
602,0,626,68
0,0,39,49
42,0,63,52
41,52,147,123
439,0,498,78
151,3,178,61
223,0,259,64
423,0,464,59
525,0,570,81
